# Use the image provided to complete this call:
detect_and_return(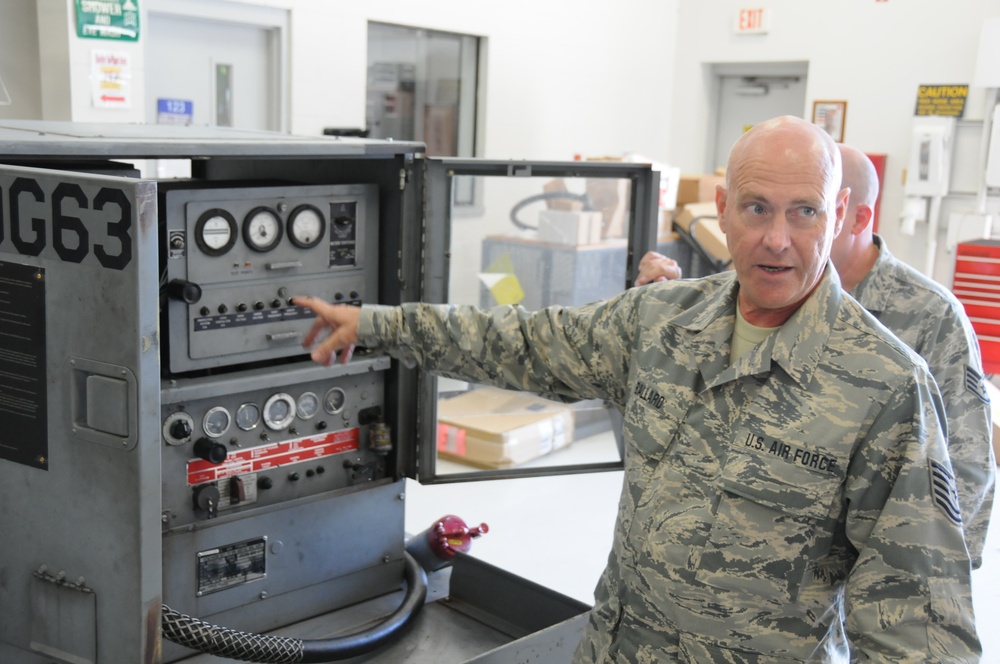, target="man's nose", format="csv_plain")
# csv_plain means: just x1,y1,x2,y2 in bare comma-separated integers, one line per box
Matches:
762,216,791,252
